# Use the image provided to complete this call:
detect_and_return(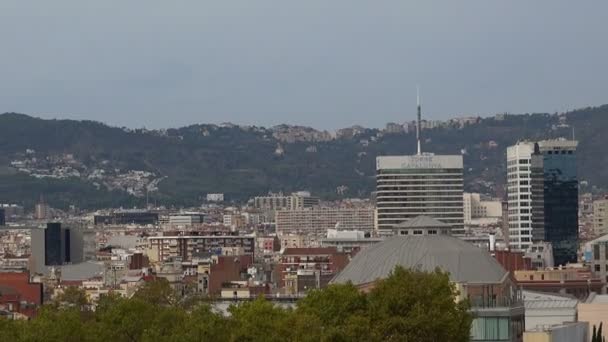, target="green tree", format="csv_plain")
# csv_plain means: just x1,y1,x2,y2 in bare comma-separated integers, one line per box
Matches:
367,266,472,342
132,278,177,306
